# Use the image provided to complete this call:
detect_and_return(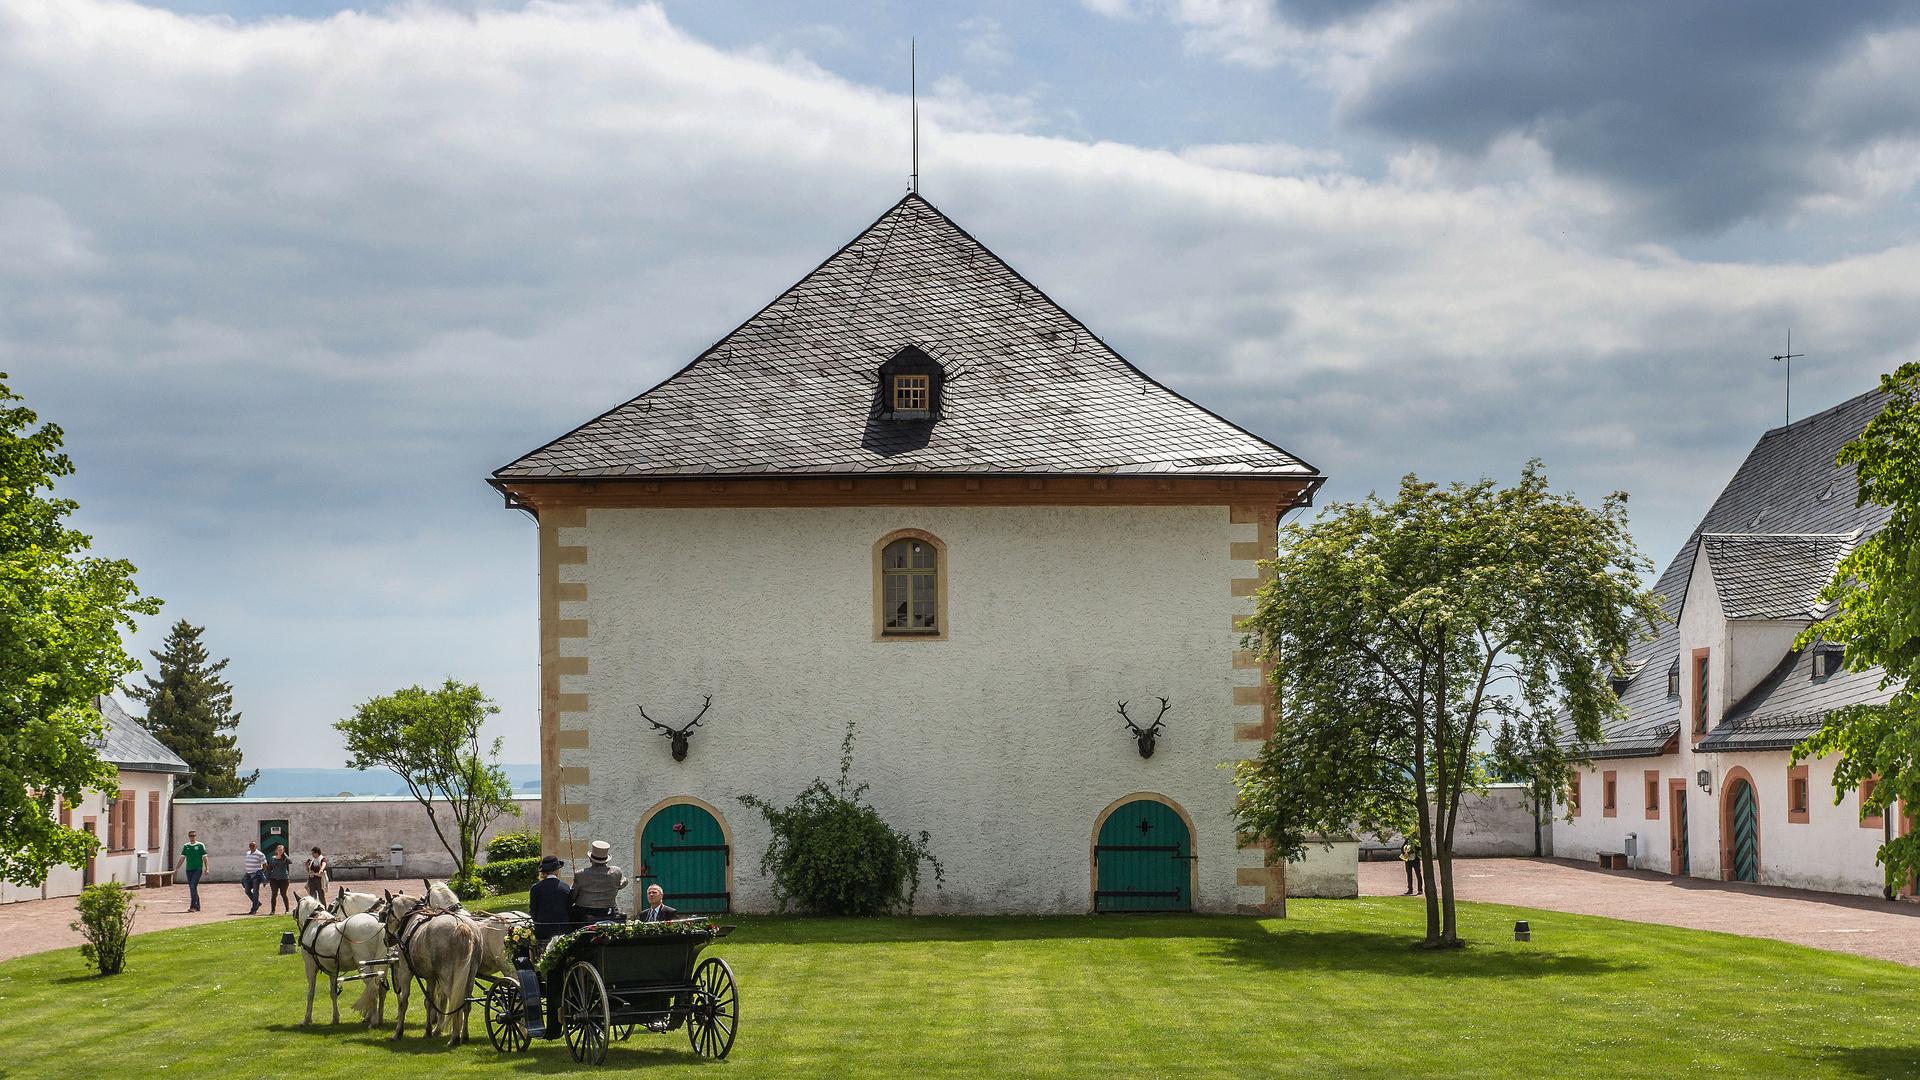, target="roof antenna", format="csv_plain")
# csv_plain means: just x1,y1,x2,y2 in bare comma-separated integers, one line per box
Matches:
1771,328,1802,428
910,38,919,195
